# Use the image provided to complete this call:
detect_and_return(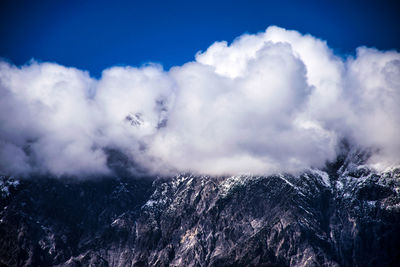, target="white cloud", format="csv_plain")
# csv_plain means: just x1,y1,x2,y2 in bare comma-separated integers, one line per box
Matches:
0,26,399,177
343,47,400,169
